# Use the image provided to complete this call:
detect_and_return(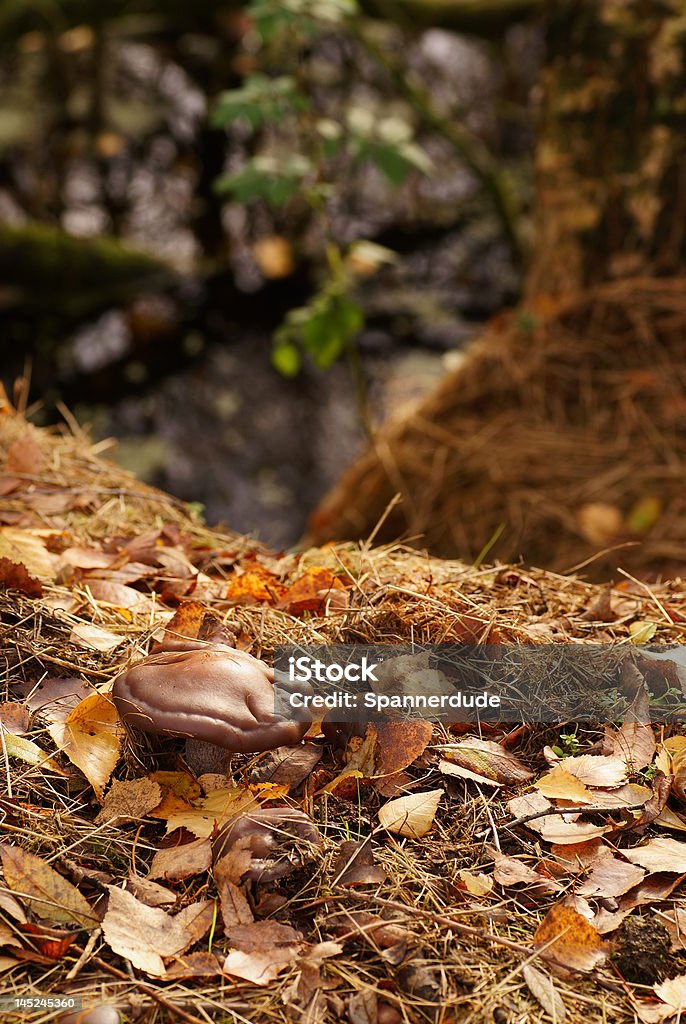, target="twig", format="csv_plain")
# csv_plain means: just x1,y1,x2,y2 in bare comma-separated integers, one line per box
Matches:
87,955,209,1024
505,802,646,831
